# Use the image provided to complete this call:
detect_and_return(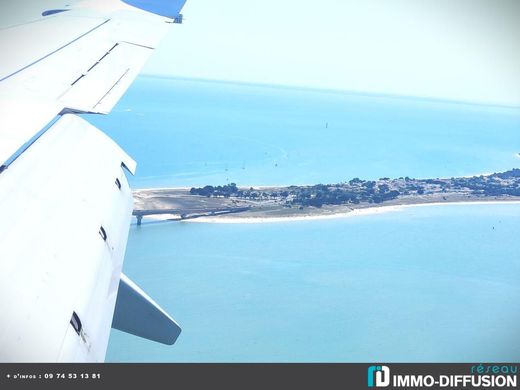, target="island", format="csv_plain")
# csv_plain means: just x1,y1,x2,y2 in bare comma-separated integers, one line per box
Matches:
133,168,520,224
